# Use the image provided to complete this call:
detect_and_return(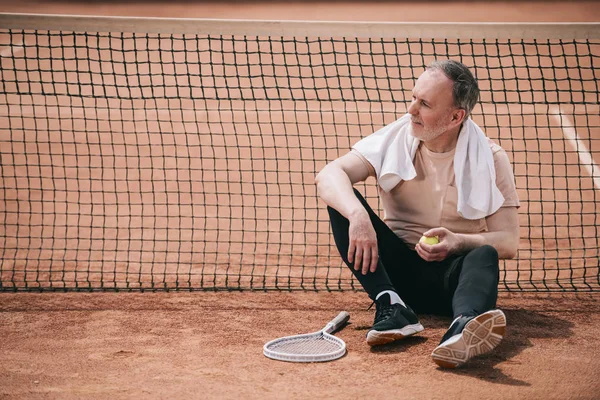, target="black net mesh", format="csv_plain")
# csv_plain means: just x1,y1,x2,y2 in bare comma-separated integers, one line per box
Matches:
0,26,598,291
